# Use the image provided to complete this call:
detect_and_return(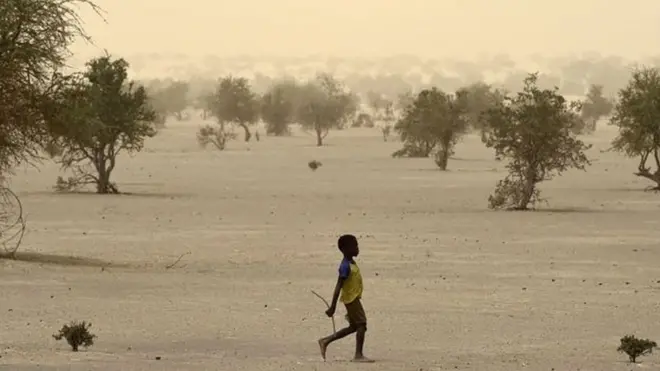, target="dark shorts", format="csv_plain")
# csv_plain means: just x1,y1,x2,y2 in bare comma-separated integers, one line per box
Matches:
344,298,367,326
